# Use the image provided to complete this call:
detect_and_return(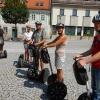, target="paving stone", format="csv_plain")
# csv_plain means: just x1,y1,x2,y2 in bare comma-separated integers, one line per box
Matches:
0,40,92,100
